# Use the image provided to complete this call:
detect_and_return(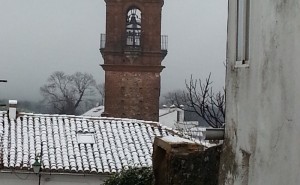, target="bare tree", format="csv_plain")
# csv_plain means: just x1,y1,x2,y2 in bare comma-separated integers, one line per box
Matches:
95,83,105,105
160,89,185,107
40,71,96,115
164,73,225,128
